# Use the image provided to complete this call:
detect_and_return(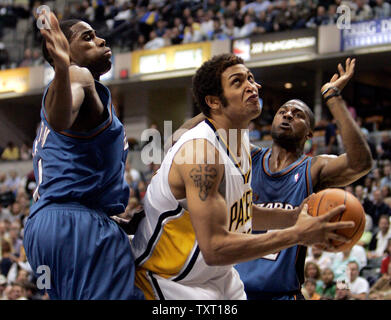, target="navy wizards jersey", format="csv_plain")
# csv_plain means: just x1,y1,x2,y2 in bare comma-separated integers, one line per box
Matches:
30,80,129,217
235,146,313,298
